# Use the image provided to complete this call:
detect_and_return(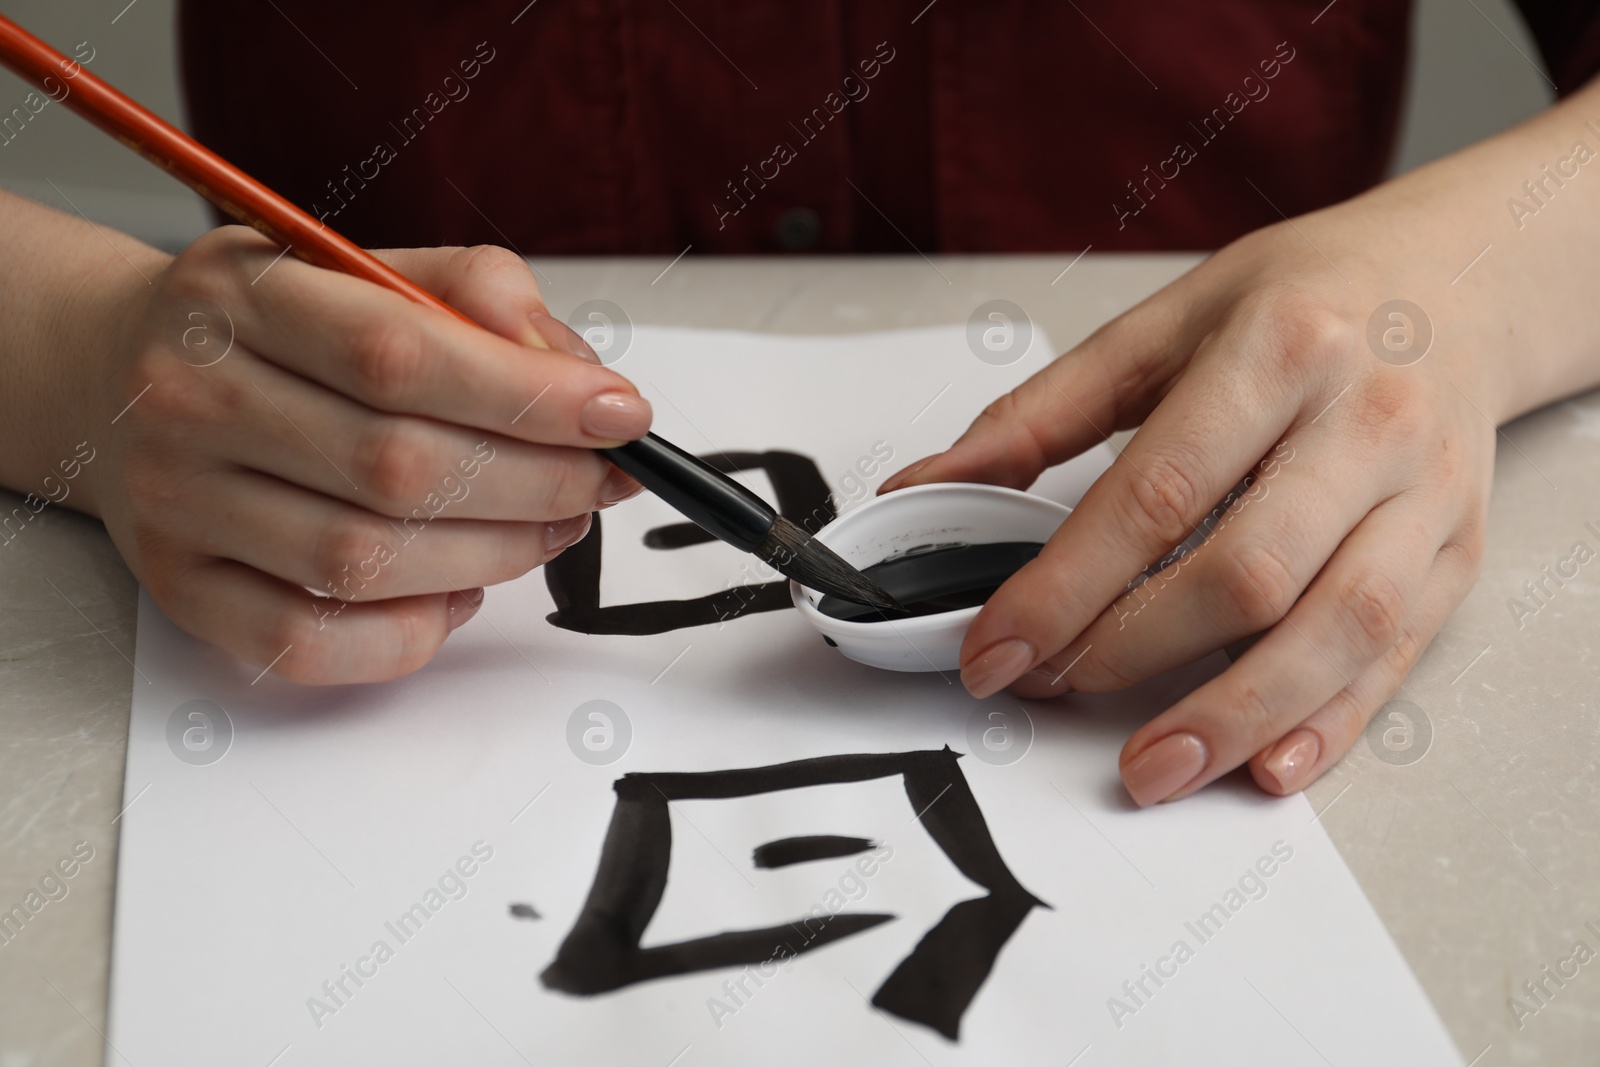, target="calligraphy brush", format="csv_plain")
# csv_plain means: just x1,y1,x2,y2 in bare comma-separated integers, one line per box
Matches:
601,435,902,608
0,16,902,611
